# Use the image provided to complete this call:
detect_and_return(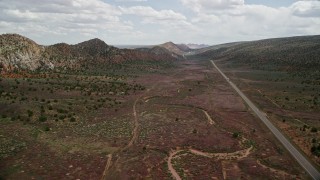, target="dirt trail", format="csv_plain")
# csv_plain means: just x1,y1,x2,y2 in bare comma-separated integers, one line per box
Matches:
202,110,215,125
101,154,112,180
257,160,296,178
168,150,183,180
189,146,252,160
101,87,154,179
221,161,227,180
123,97,140,150
101,70,183,179
167,146,253,179
124,85,156,149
